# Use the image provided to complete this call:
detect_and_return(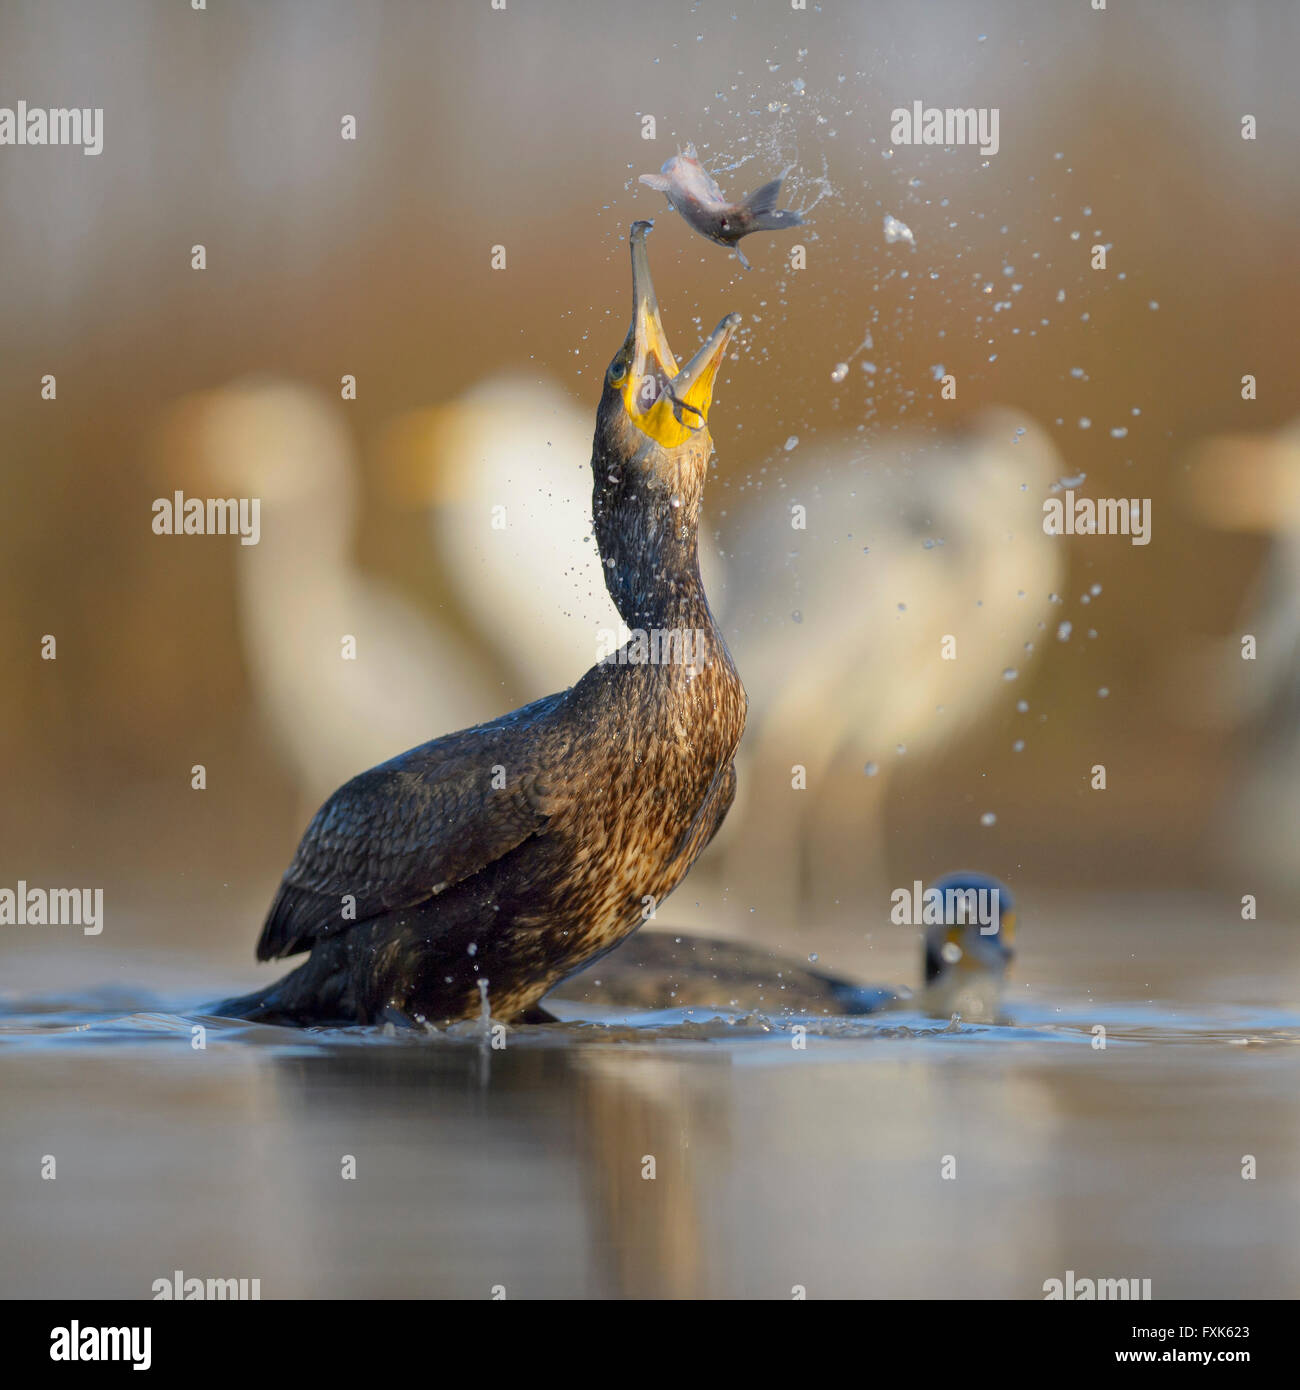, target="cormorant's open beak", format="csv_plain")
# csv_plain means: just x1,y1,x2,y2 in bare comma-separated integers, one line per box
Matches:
620,220,740,450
